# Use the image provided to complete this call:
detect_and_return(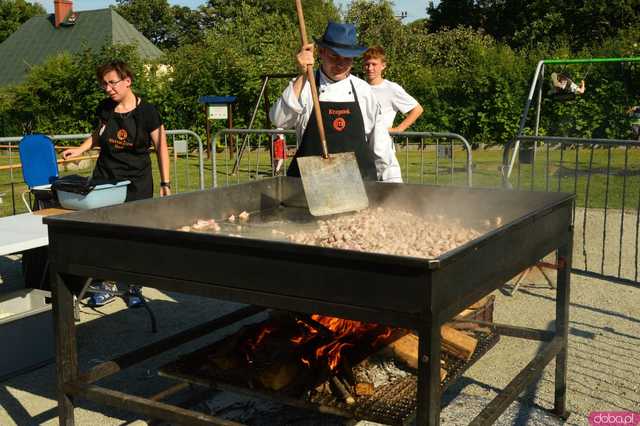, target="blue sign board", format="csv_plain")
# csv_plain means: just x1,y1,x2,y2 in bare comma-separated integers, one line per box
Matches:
198,96,237,105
